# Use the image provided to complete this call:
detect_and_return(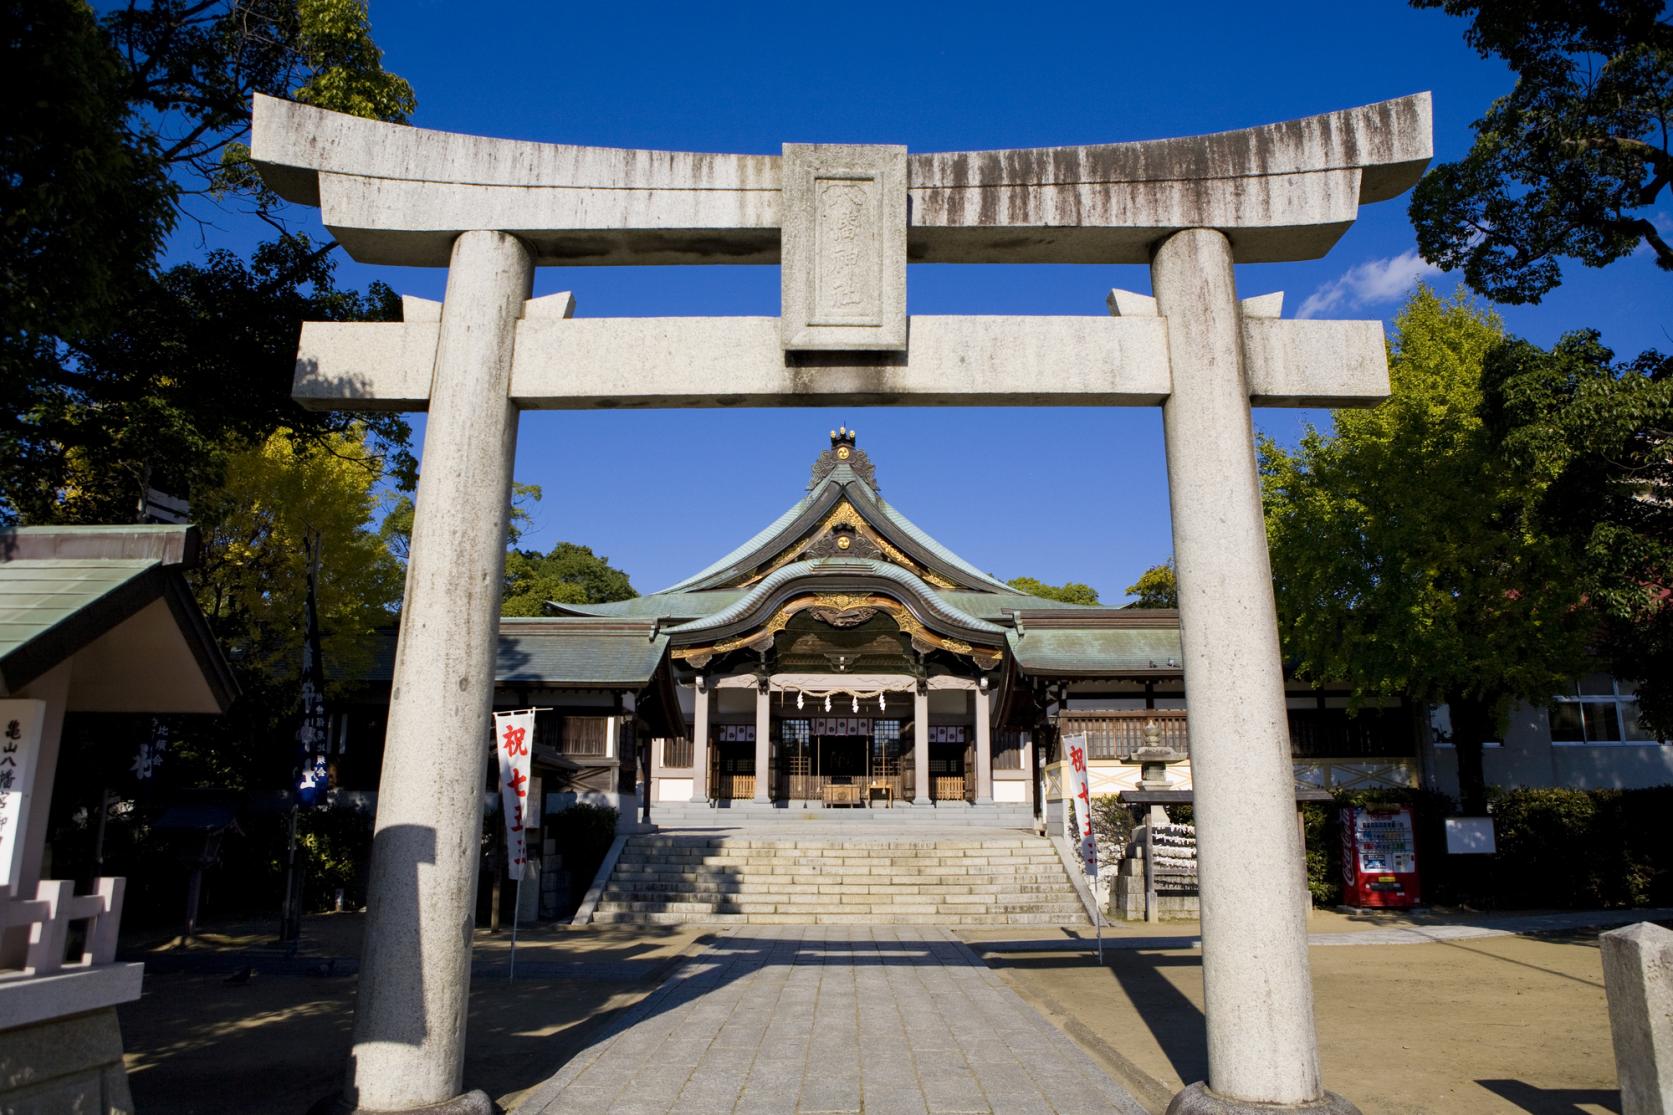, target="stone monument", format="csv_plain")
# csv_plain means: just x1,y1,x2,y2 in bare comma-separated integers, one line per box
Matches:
251,92,1432,1115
